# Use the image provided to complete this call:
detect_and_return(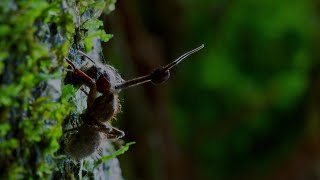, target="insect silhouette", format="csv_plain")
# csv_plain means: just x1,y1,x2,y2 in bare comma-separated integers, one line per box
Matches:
64,44,204,161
